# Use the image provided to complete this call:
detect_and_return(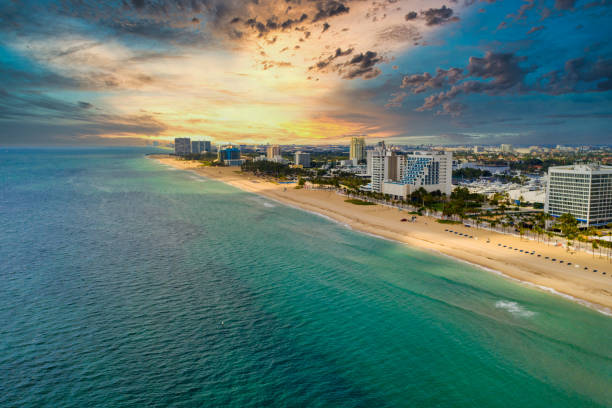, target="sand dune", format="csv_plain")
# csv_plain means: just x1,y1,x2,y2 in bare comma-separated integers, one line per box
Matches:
149,155,612,314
